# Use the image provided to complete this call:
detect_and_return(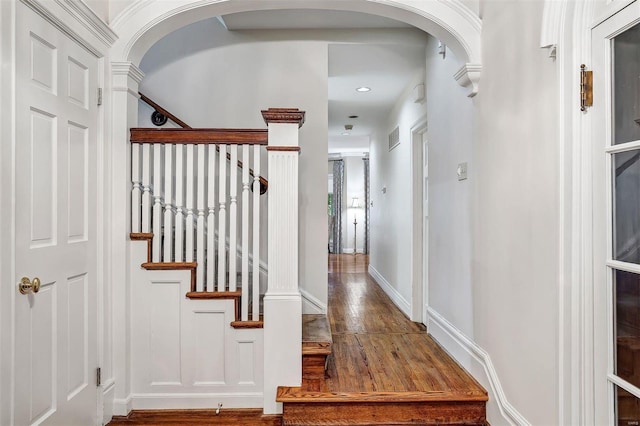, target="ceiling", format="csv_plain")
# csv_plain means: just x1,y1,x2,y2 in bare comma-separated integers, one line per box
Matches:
220,10,428,154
